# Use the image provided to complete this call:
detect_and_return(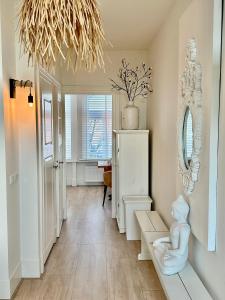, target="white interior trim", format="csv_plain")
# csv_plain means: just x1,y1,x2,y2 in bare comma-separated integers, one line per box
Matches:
0,262,21,300
21,259,41,278
207,0,222,251
35,66,62,274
